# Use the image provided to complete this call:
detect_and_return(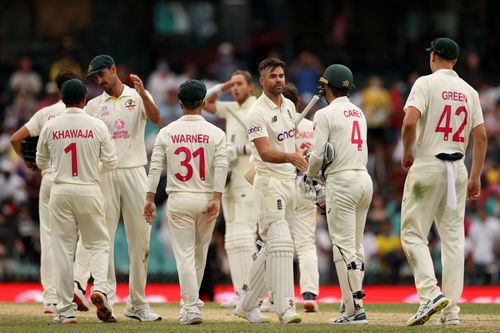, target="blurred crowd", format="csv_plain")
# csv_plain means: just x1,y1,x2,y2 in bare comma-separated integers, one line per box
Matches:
0,47,499,288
